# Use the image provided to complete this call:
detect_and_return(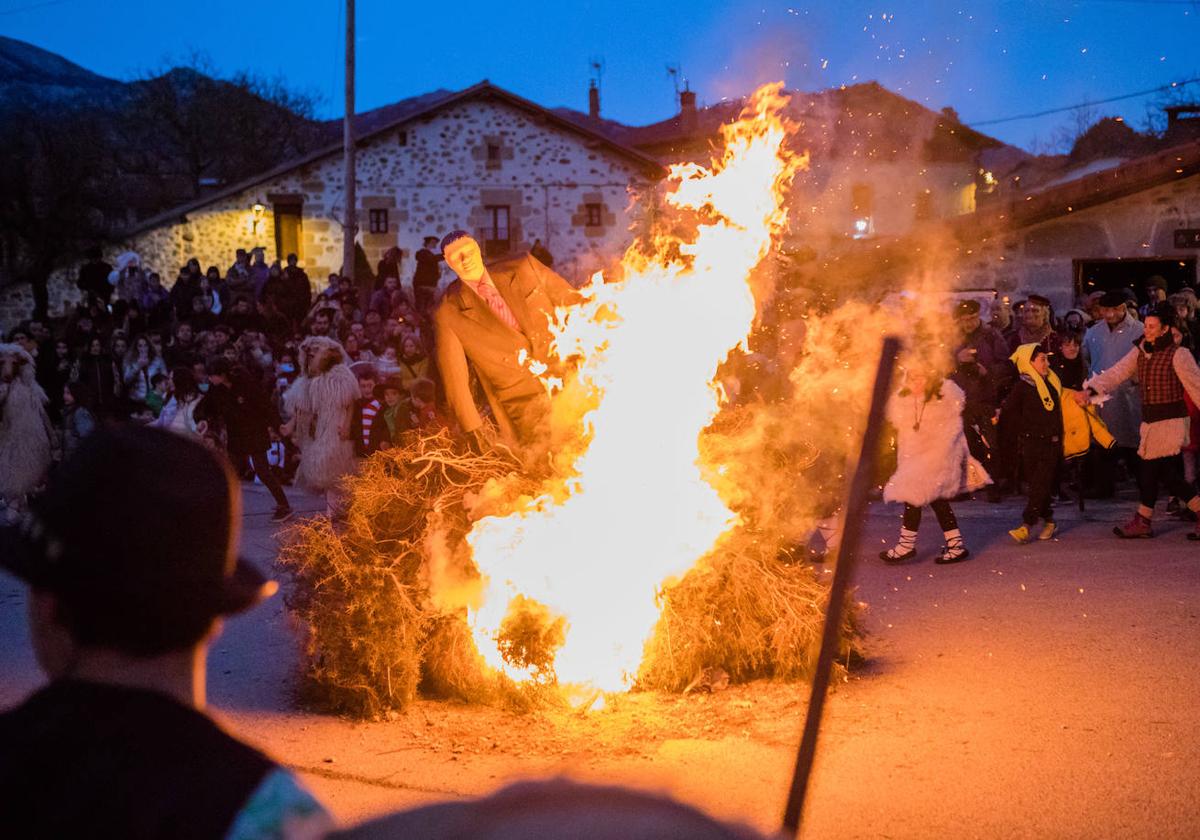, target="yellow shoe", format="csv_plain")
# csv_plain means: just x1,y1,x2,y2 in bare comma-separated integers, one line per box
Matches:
1038,521,1057,541
1008,524,1031,544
